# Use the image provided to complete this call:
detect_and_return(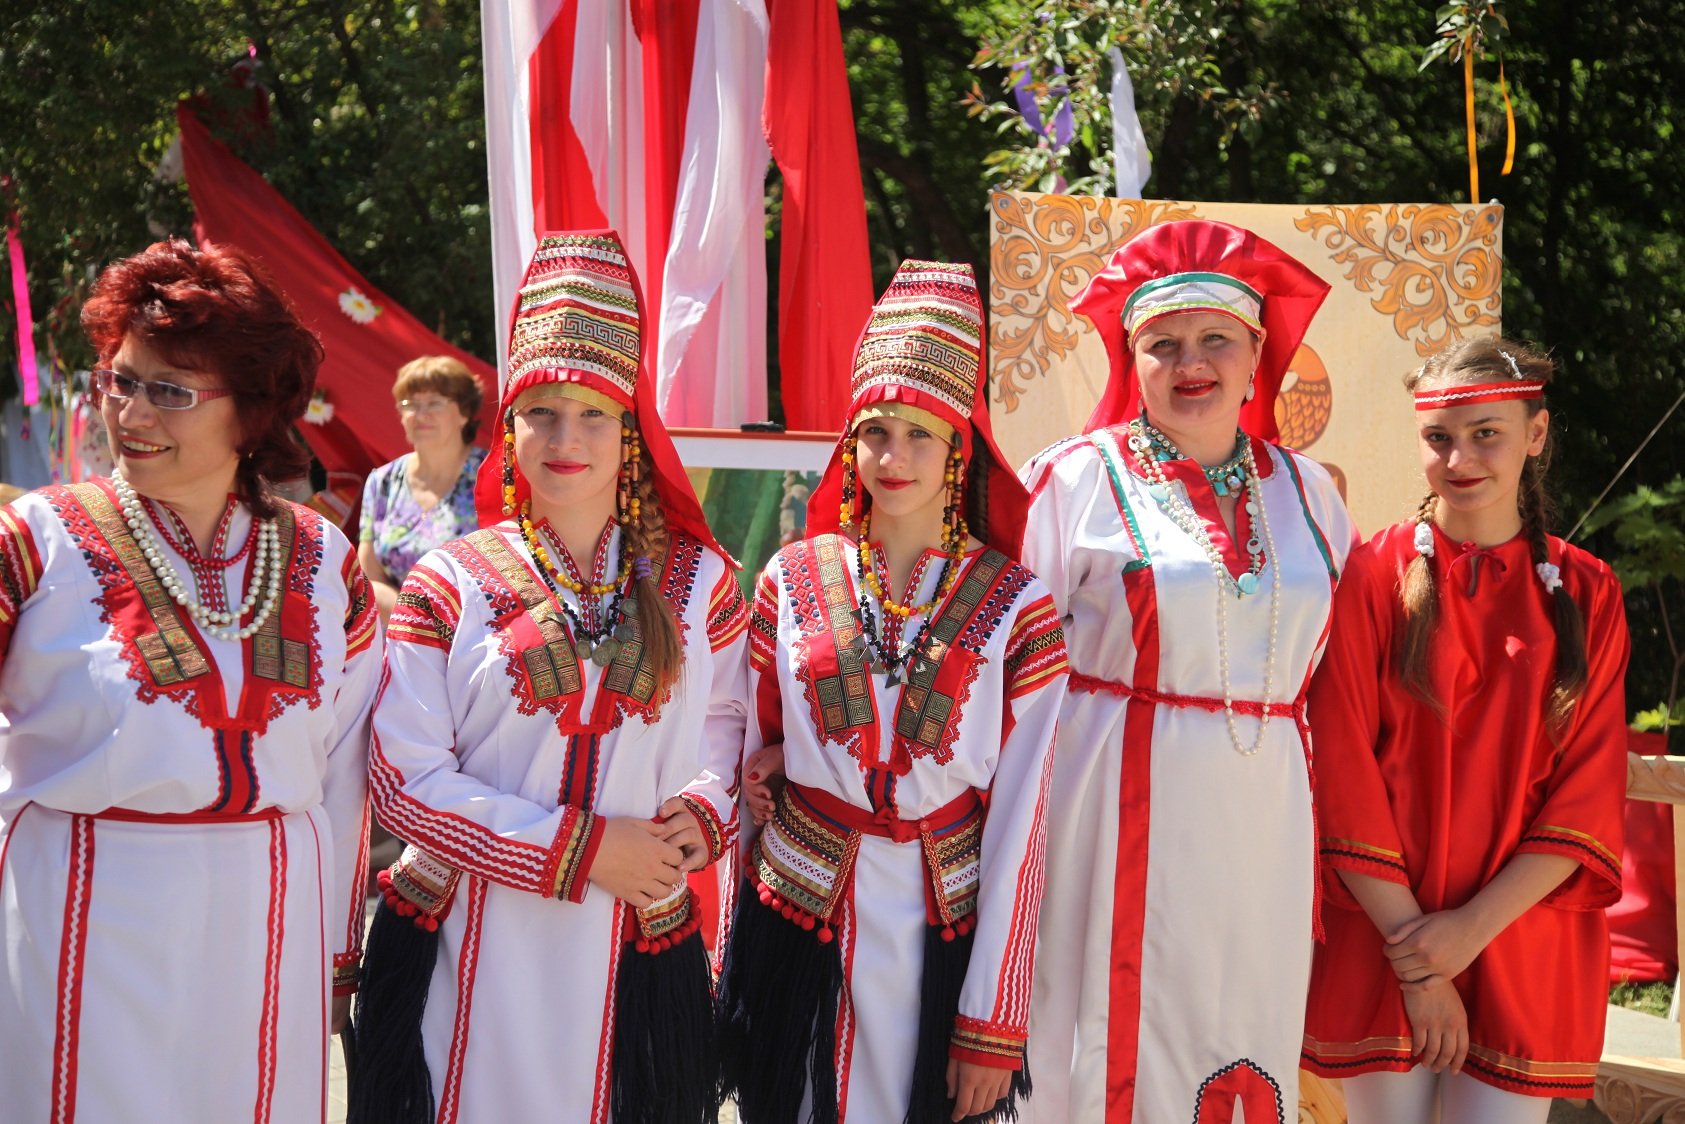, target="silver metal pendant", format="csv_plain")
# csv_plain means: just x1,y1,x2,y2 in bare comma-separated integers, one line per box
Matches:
591,638,621,666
